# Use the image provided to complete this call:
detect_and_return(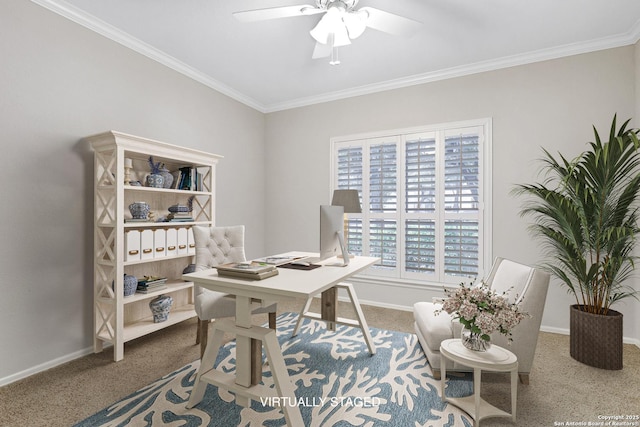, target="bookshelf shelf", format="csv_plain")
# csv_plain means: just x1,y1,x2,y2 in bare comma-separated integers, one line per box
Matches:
88,131,222,361
96,304,197,343
123,280,195,304
123,221,213,229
